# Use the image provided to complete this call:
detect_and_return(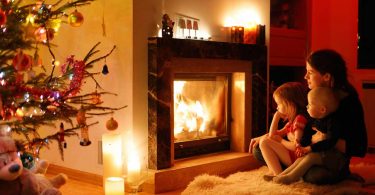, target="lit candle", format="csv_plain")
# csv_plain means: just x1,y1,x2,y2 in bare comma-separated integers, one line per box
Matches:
127,142,141,185
105,177,125,195
244,22,257,44
102,133,123,179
